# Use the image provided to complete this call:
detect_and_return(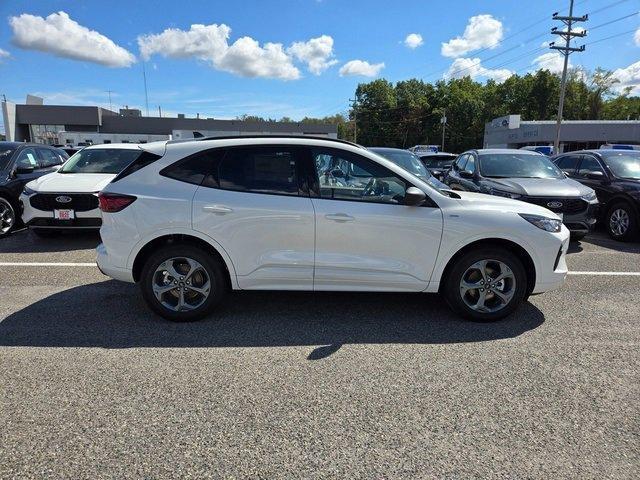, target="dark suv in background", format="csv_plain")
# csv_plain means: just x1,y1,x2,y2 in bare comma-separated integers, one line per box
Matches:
0,142,68,237
444,148,599,240
553,149,640,241
416,152,458,180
